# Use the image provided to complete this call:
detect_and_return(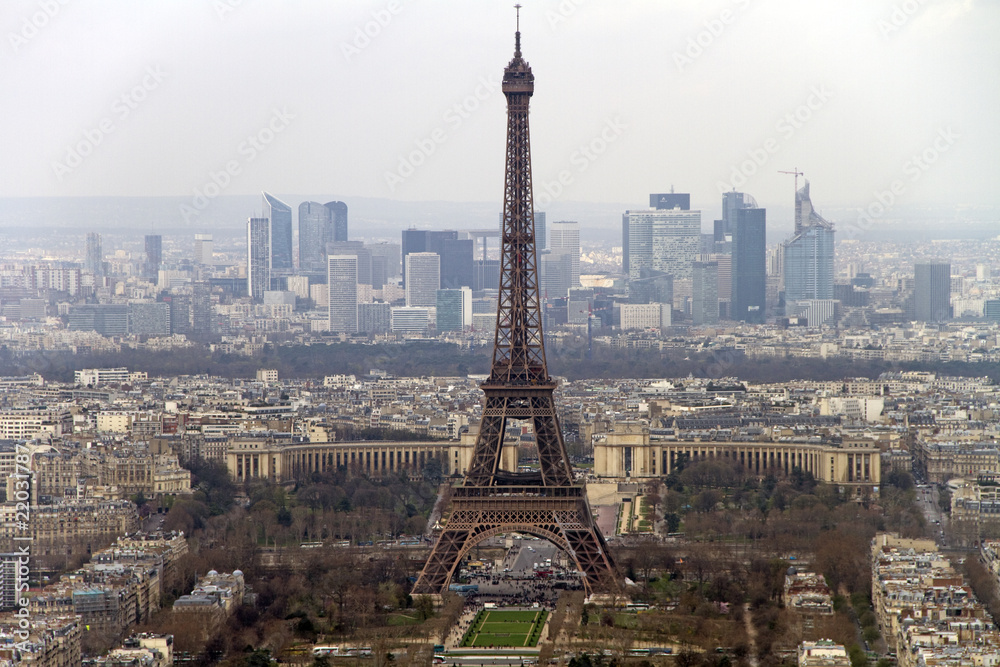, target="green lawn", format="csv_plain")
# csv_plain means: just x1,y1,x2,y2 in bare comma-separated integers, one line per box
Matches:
460,610,548,648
